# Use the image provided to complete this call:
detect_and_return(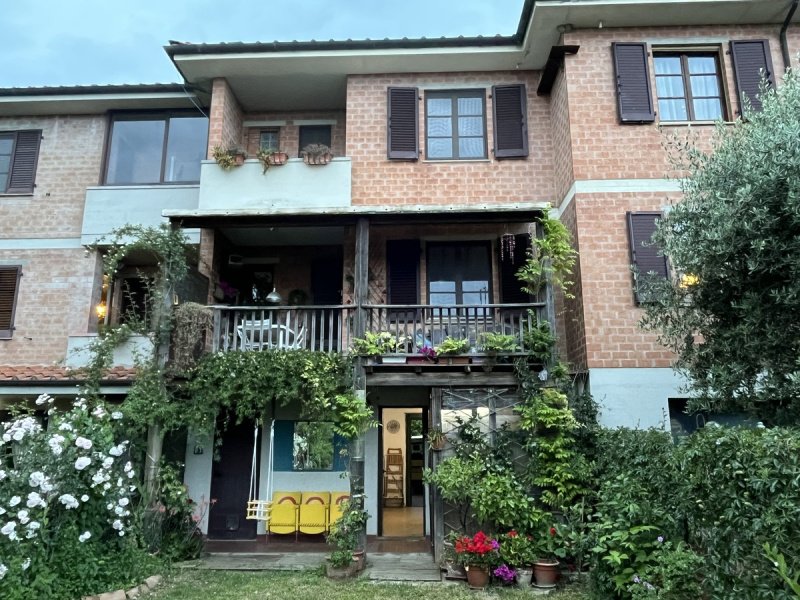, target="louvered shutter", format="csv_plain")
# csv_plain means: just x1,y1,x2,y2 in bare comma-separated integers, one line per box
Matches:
387,240,419,304
499,234,531,303
612,43,656,123
7,131,41,194
387,87,419,160
0,266,21,338
730,40,774,114
492,84,528,158
627,212,668,303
